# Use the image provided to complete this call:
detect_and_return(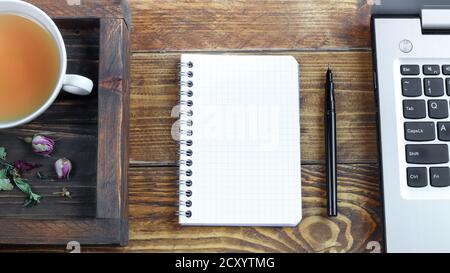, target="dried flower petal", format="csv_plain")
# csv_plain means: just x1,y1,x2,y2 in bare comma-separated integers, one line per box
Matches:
13,160,40,174
31,135,54,156
54,158,72,179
